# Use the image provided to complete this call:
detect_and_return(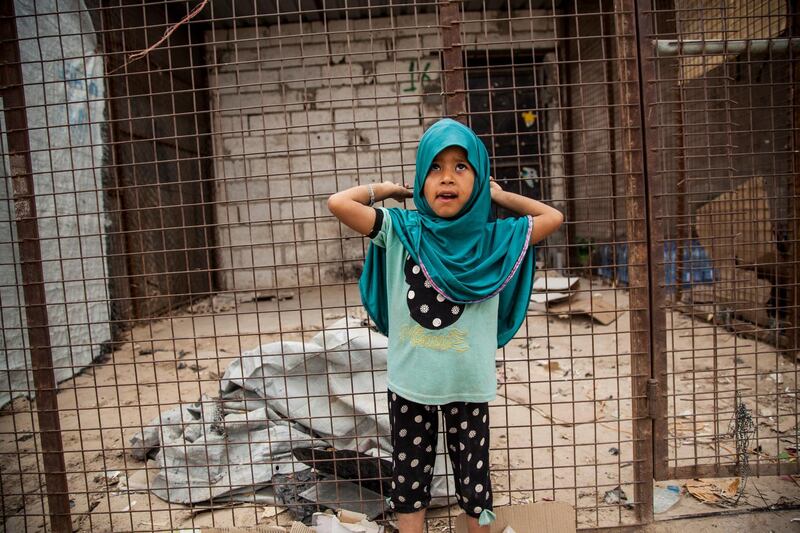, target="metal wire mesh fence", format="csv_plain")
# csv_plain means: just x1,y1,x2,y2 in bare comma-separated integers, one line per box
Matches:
0,0,797,531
